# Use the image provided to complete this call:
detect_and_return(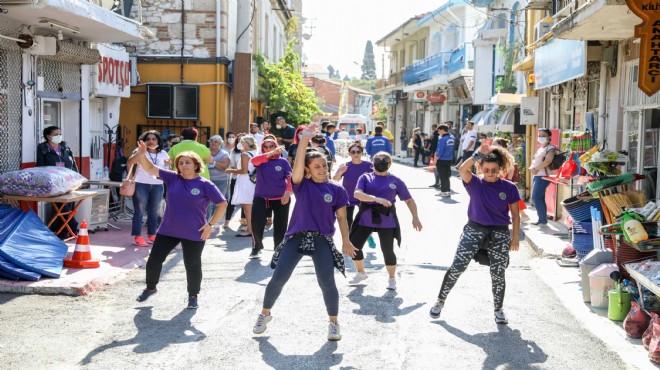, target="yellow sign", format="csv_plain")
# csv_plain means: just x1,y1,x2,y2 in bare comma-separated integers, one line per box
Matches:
627,0,660,96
